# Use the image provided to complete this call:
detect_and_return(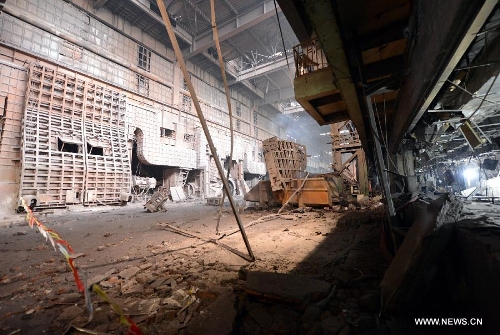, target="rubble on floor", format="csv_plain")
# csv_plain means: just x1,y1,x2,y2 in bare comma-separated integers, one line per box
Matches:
0,199,389,334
